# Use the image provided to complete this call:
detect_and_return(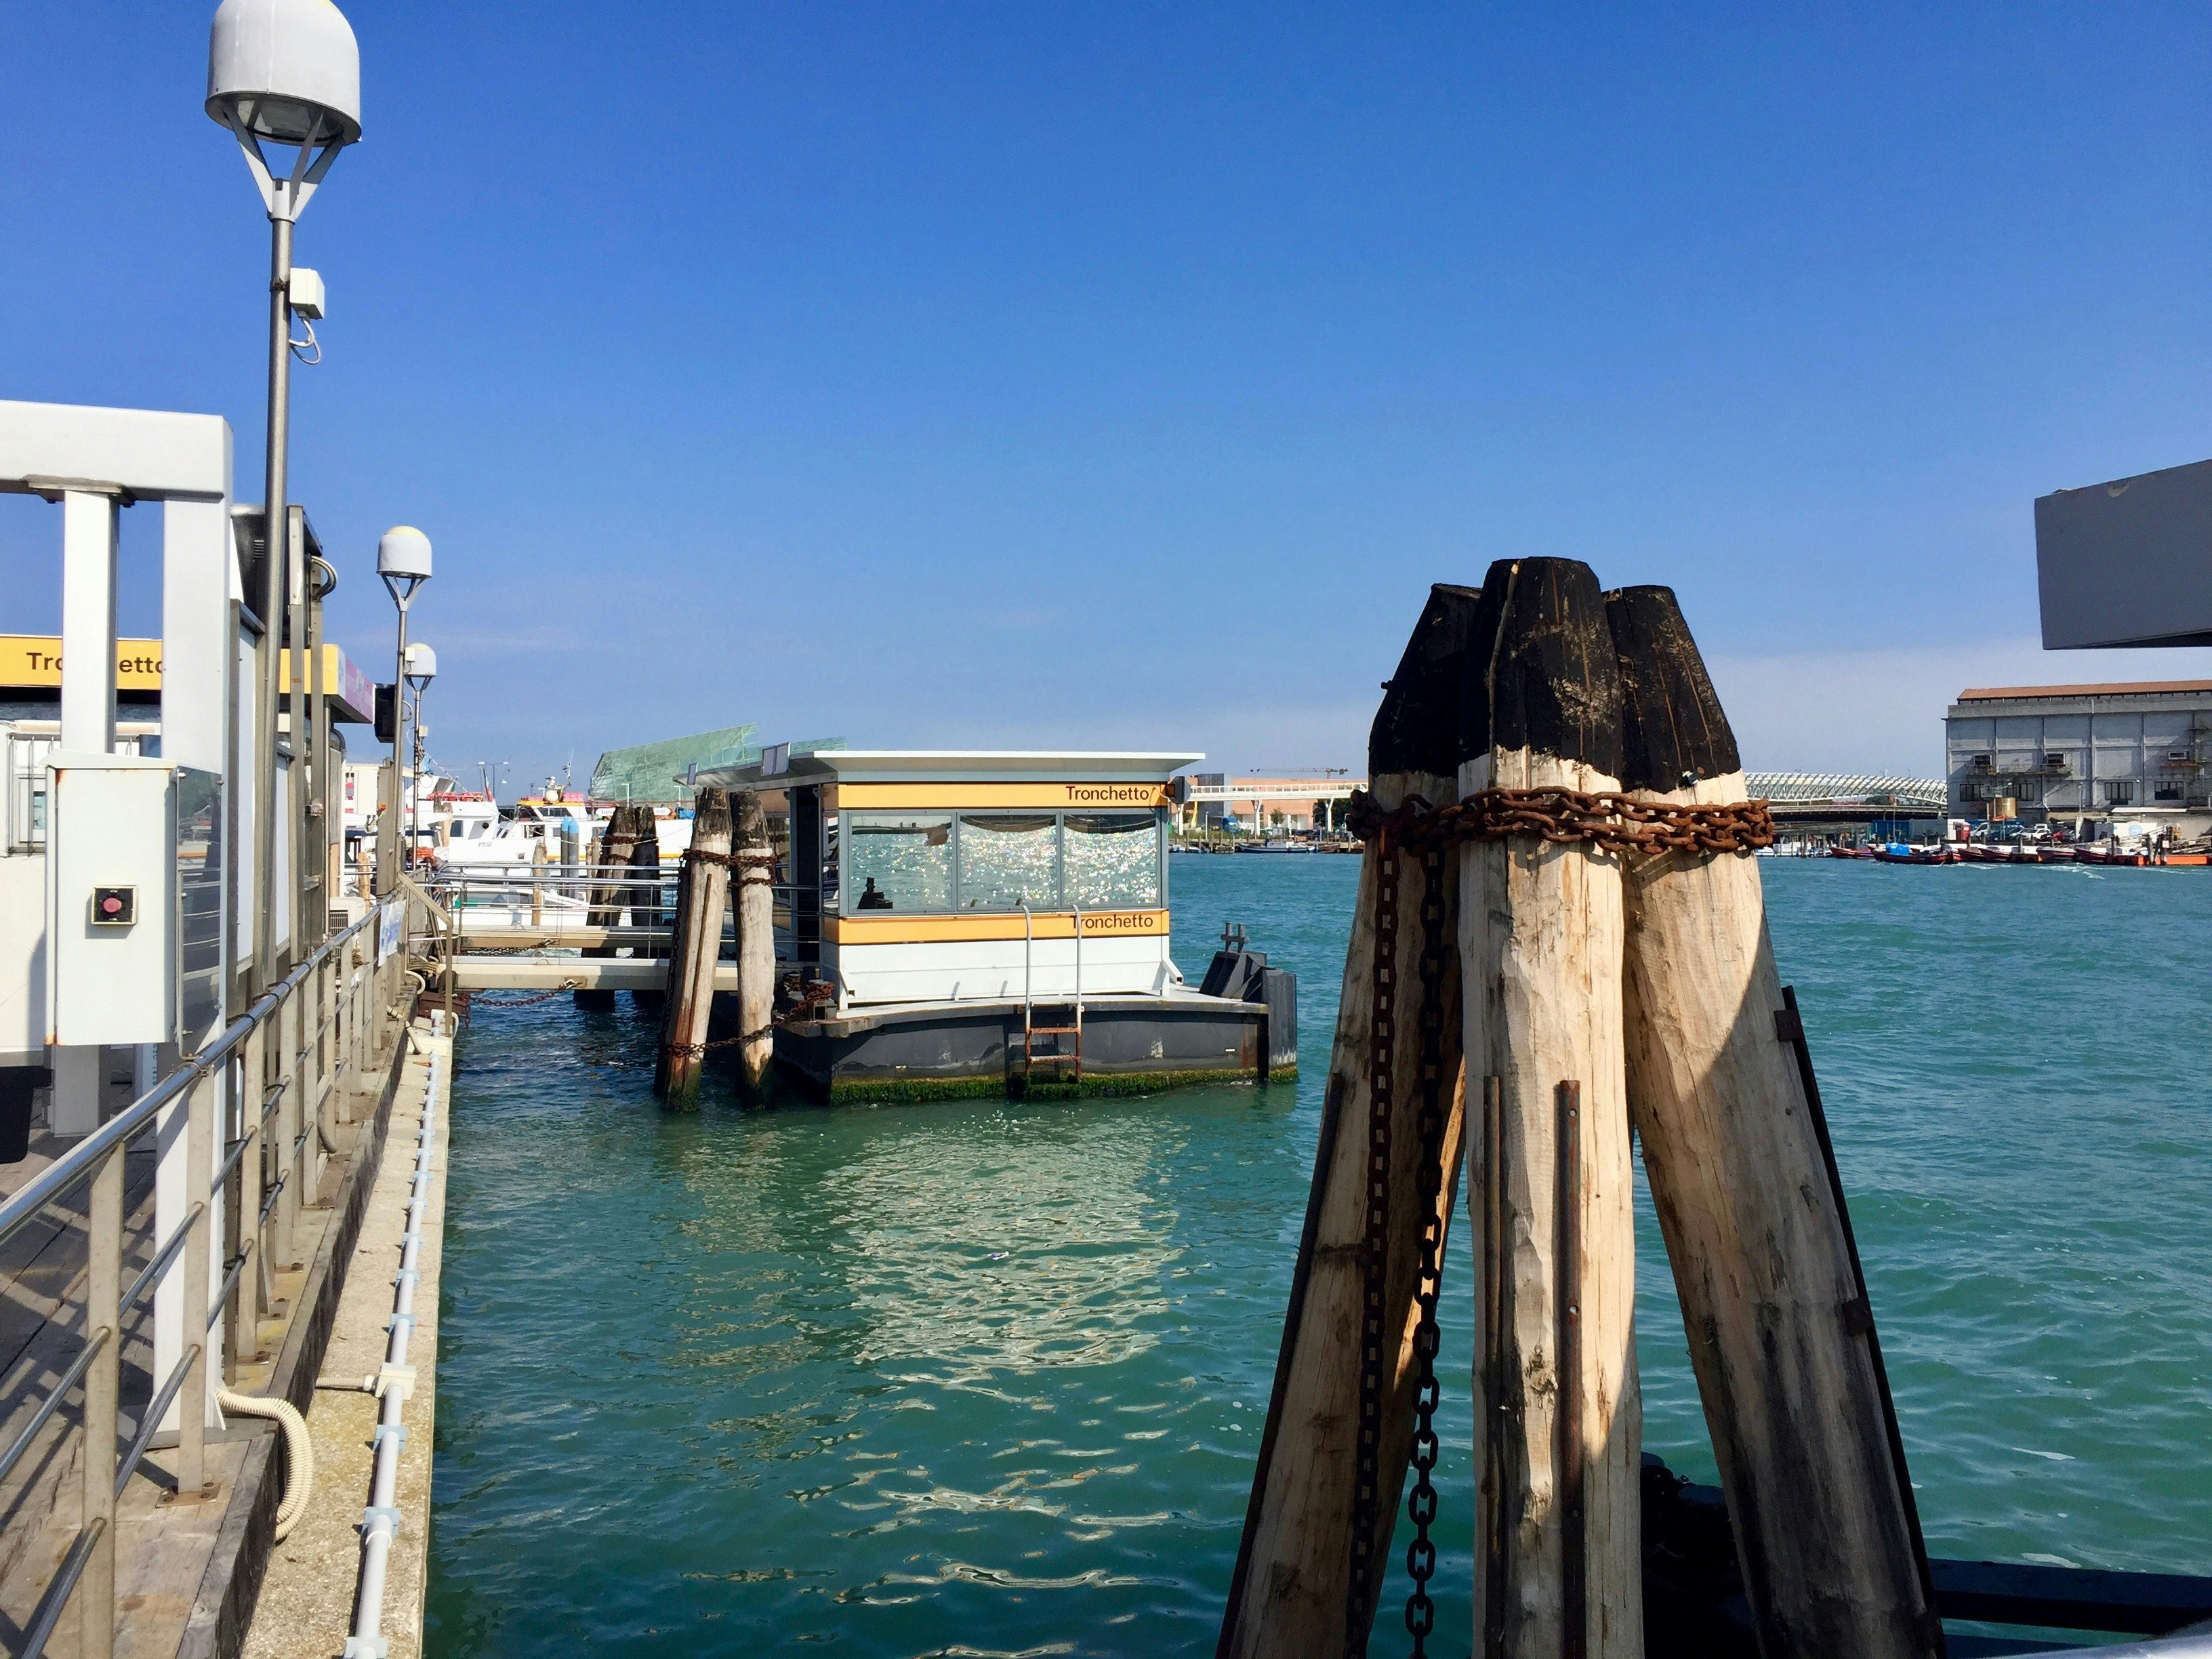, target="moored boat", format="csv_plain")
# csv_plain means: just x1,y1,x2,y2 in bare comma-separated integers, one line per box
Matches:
695,748,1298,1102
